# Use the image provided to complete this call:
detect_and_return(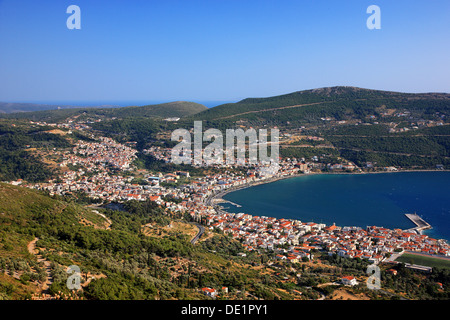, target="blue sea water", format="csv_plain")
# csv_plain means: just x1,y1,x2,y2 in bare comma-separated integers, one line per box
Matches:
222,172,450,241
